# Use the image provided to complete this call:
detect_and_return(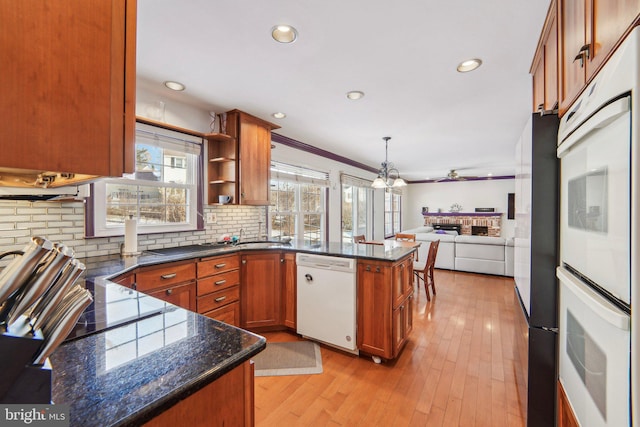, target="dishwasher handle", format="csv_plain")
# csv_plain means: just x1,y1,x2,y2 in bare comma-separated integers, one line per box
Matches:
304,273,313,282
